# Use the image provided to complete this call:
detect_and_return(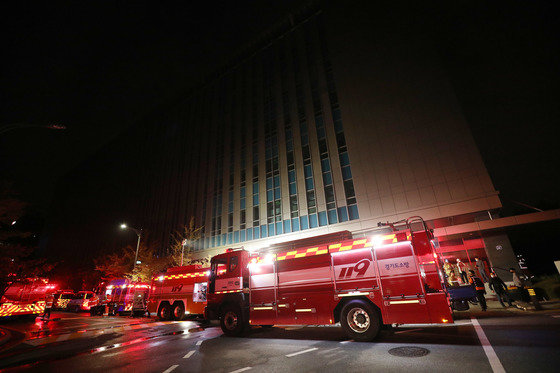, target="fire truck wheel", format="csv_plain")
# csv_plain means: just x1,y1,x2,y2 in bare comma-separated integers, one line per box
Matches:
172,303,185,320
220,304,245,336
340,300,380,341
158,303,172,321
